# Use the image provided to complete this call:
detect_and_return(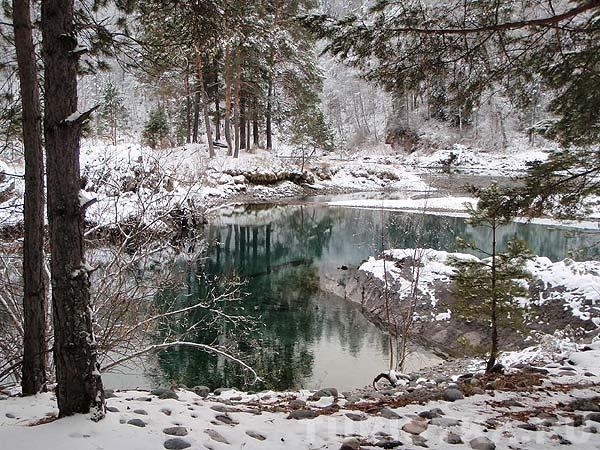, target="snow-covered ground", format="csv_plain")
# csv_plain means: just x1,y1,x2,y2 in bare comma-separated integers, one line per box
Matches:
2,338,600,450
358,248,600,329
